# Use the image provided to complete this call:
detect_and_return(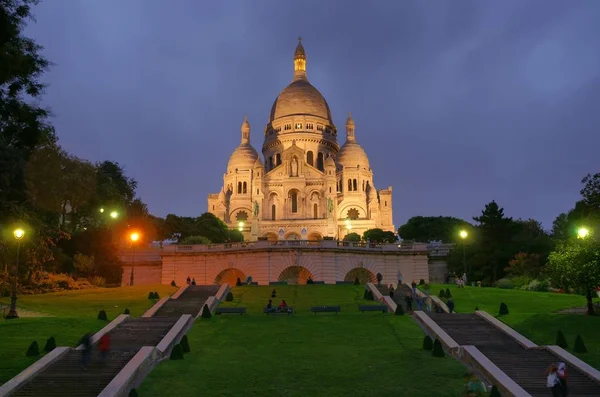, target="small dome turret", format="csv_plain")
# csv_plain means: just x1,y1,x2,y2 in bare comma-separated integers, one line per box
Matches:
227,115,259,172
337,112,370,169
